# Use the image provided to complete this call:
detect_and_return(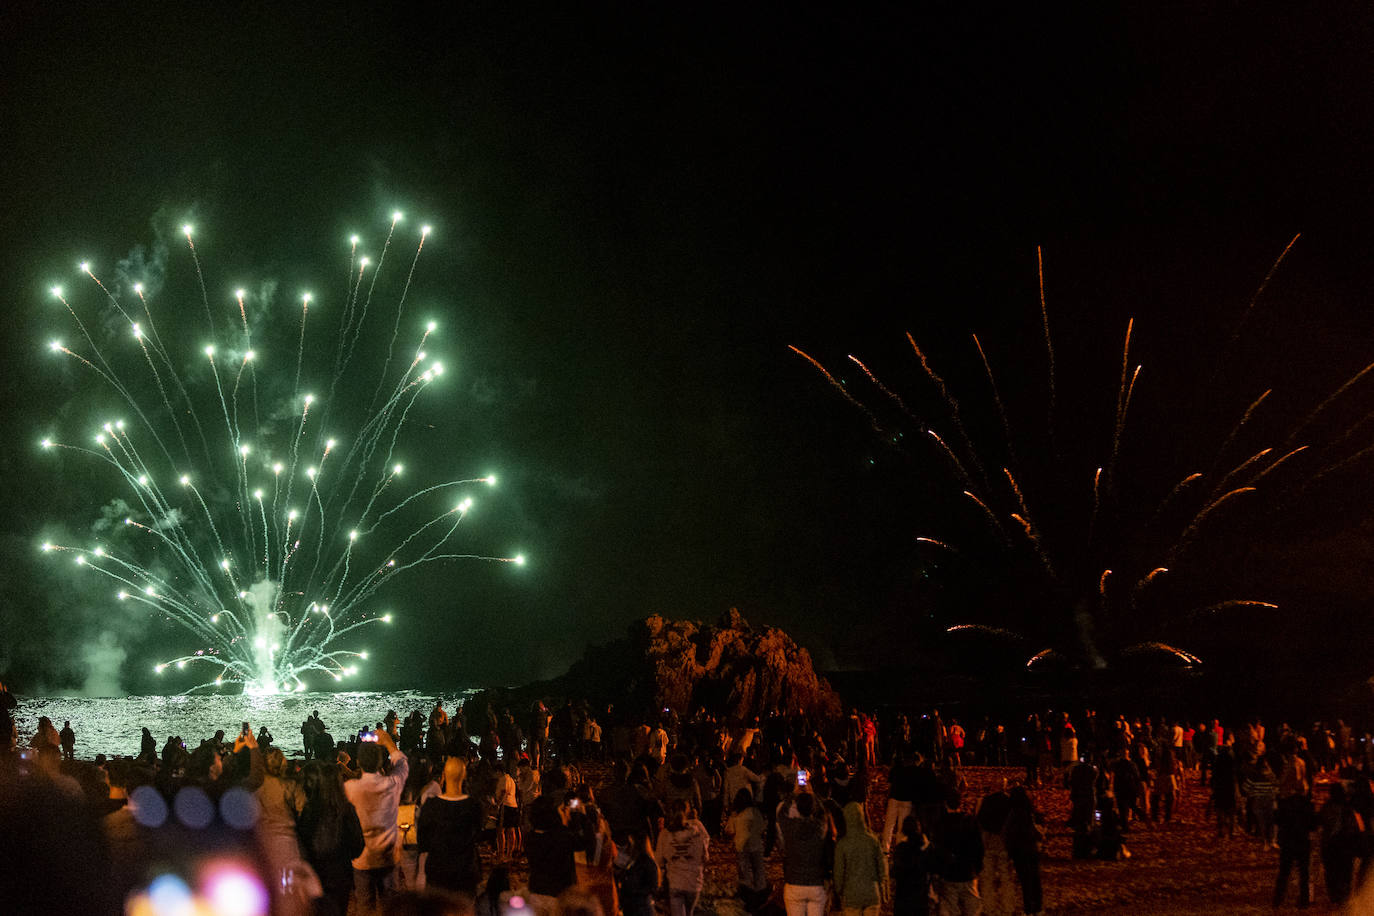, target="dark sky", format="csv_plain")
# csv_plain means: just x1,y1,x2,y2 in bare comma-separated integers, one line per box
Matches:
4,4,1374,693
